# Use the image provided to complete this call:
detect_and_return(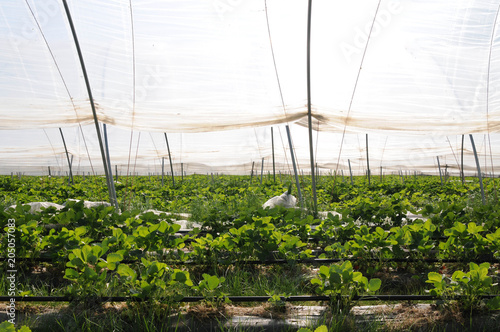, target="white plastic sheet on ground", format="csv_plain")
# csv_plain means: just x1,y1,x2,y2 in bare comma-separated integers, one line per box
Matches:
1,0,500,175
